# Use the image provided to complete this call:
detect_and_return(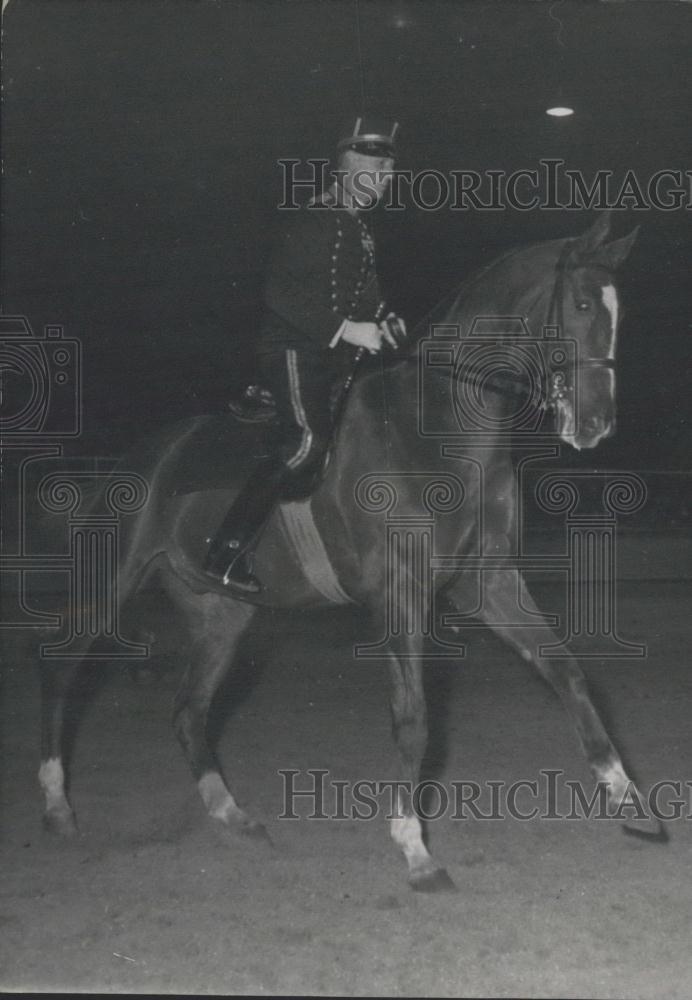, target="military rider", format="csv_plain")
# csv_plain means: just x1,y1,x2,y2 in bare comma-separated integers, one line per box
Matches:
204,116,405,592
